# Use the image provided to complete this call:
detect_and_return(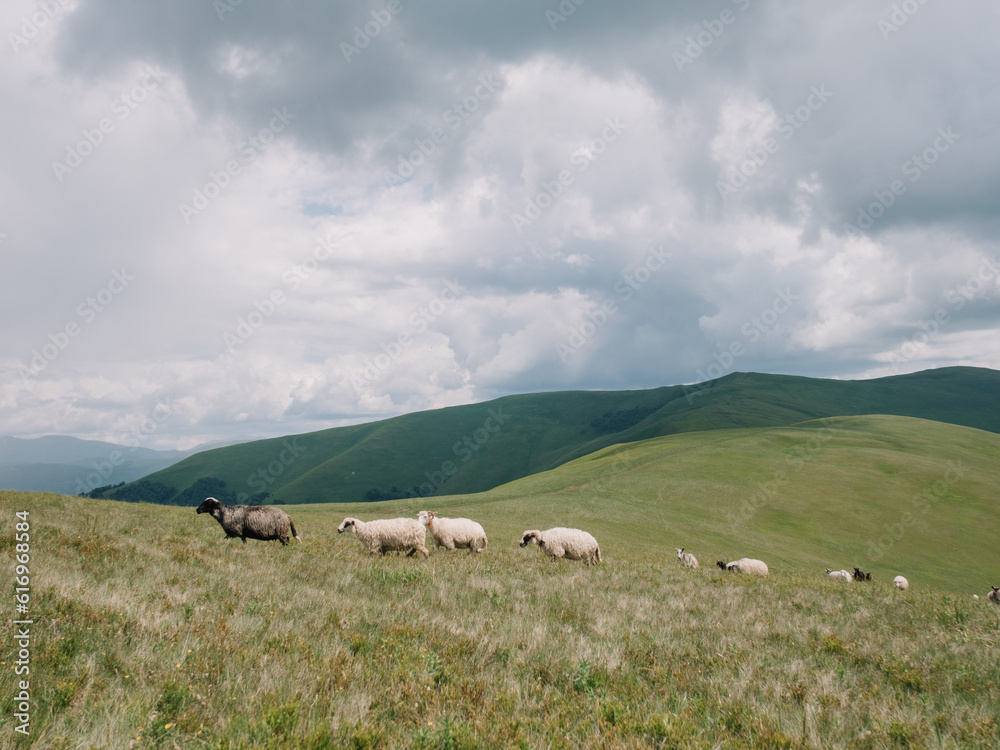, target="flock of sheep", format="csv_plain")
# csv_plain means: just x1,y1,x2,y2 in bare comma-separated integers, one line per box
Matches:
195,497,1000,601
194,497,601,565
